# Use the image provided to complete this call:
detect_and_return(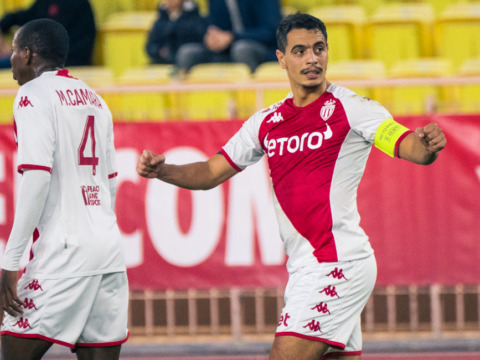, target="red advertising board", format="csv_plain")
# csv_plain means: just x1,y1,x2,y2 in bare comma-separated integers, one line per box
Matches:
0,115,478,289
